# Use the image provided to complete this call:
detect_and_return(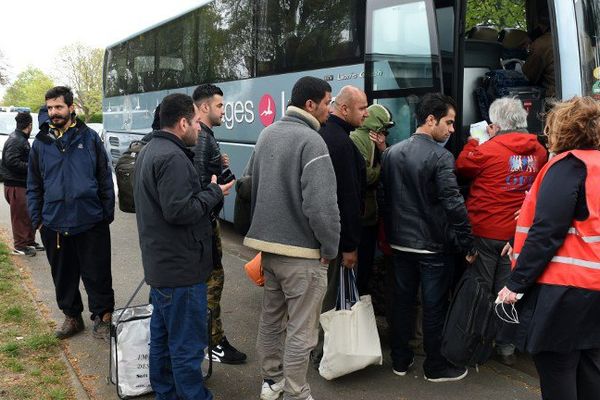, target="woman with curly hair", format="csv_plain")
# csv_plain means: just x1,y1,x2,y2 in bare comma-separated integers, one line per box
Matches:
498,96,600,400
